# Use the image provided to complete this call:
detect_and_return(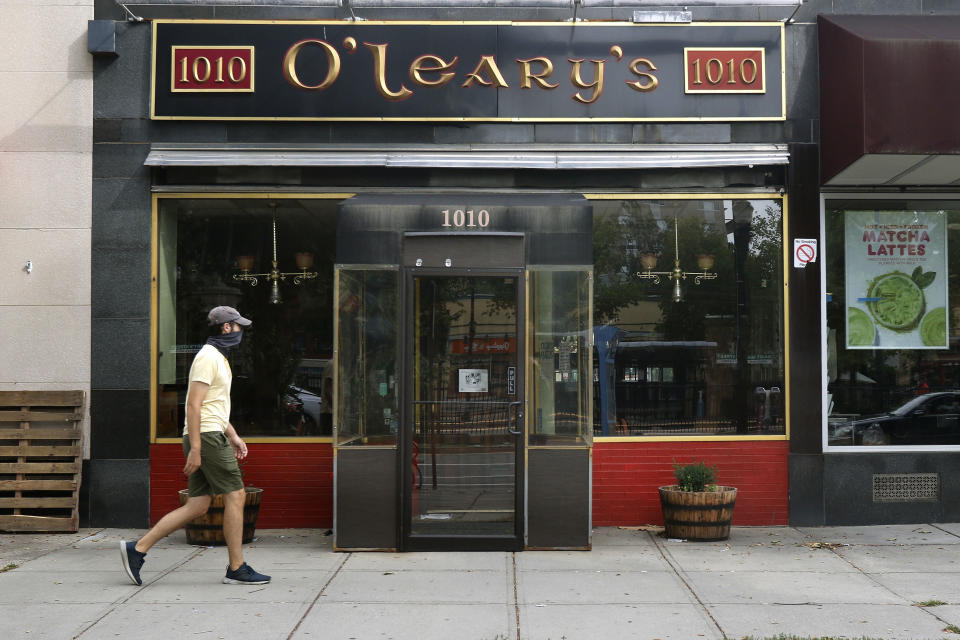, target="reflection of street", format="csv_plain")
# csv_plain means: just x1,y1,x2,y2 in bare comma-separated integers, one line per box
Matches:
412,449,515,536
609,418,775,436
409,274,522,539
417,401,513,437
592,198,785,438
